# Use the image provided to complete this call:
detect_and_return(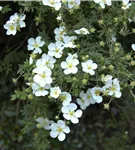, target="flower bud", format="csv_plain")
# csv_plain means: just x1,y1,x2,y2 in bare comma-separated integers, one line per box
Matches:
104,103,110,110
82,79,87,84
109,65,114,70
90,27,96,33
55,116,59,120
28,94,33,100
98,19,104,25
100,41,105,47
